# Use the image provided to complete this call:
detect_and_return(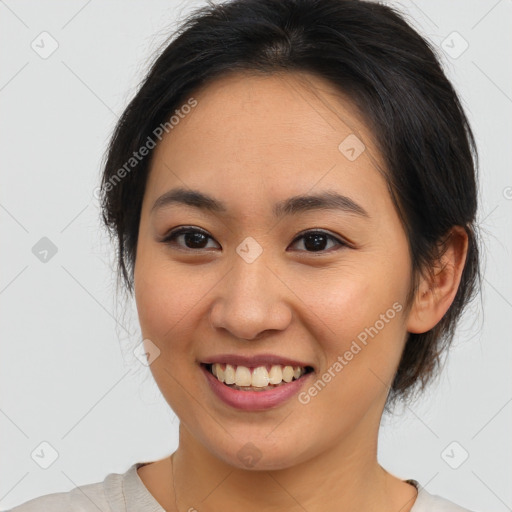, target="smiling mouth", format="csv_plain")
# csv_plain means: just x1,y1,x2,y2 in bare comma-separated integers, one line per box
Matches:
202,363,314,391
